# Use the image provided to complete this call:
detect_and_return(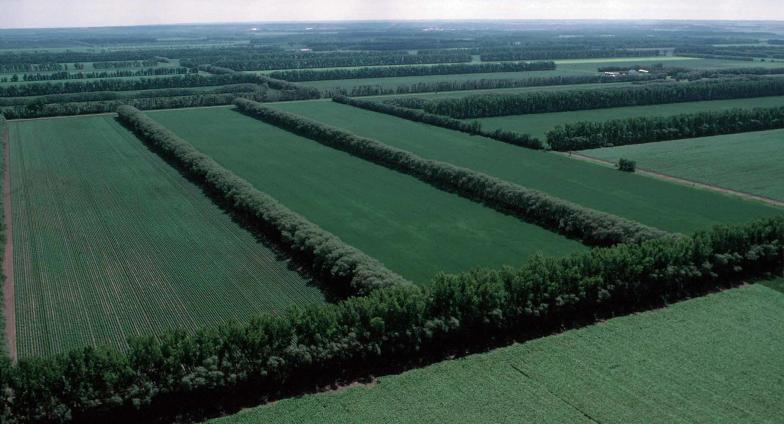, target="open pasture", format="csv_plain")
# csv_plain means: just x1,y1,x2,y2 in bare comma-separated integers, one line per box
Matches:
475,95,784,139
148,107,585,284
583,129,784,202
269,100,781,234
9,115,325,358
212,282,784,424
